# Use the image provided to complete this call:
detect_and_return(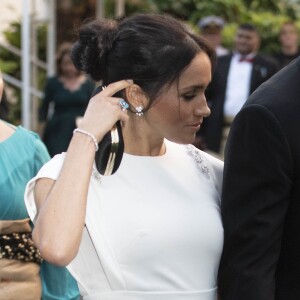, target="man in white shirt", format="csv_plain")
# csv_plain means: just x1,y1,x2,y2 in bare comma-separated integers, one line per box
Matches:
196,23,278,157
